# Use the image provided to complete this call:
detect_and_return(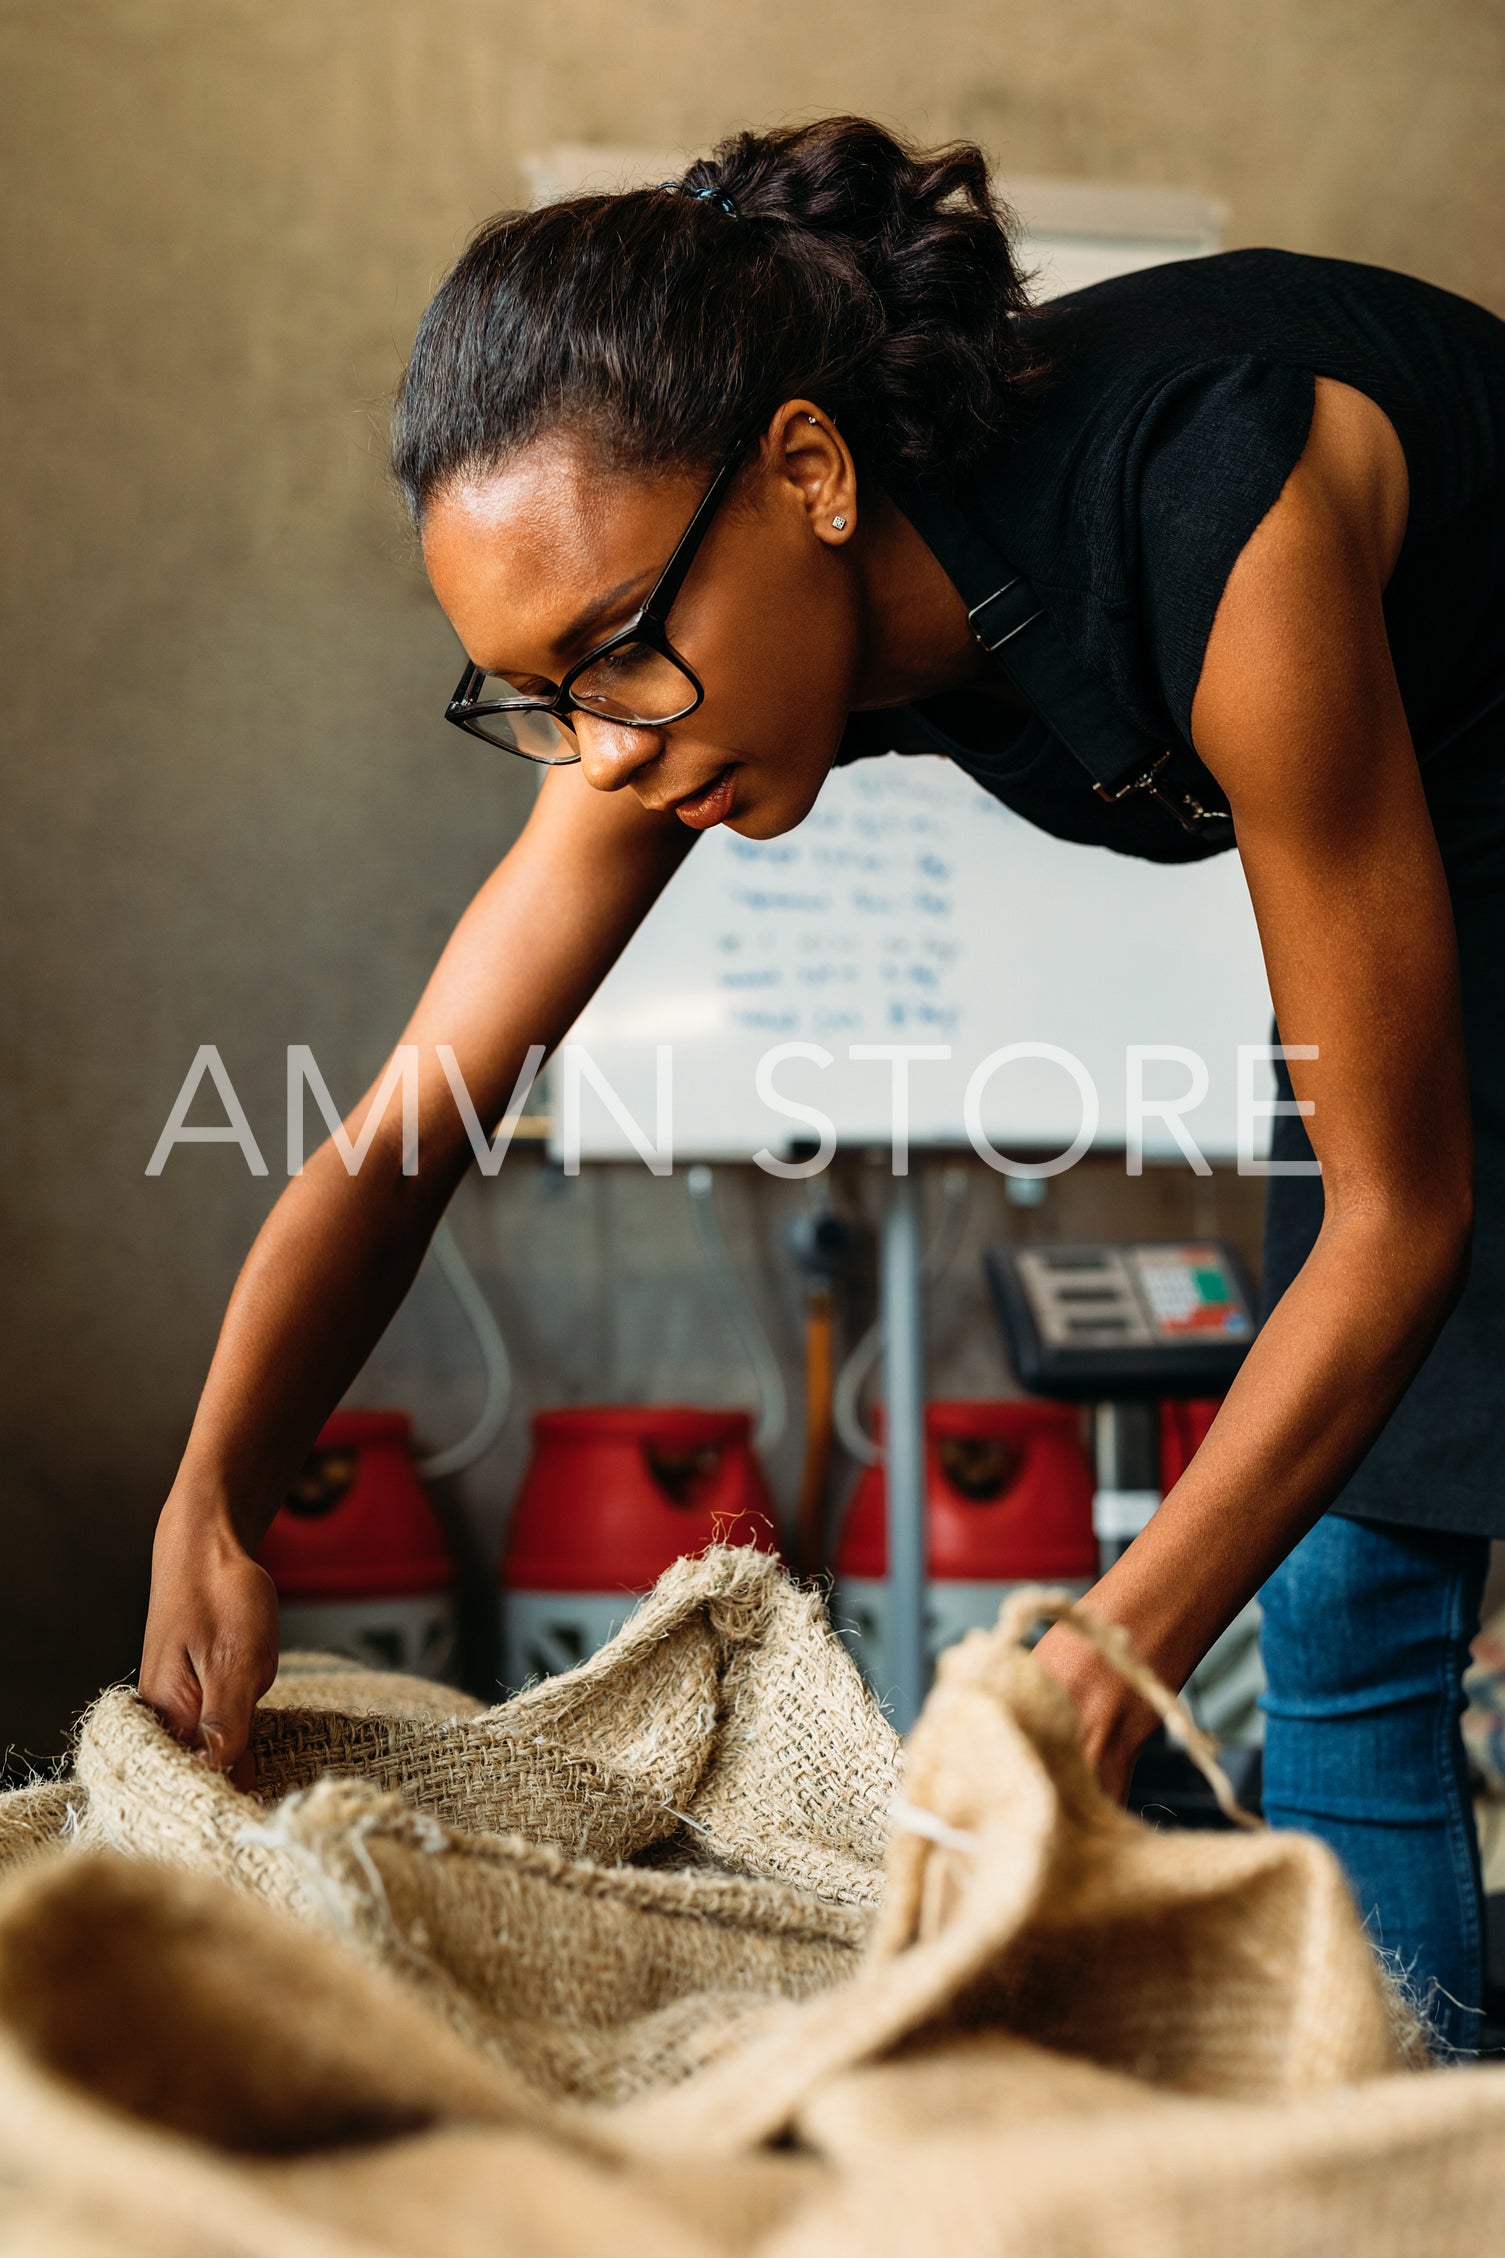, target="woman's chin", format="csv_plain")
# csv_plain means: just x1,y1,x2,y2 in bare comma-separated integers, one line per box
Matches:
726,768,830,841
